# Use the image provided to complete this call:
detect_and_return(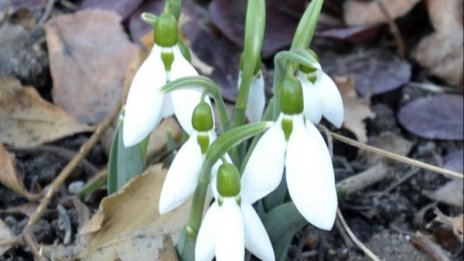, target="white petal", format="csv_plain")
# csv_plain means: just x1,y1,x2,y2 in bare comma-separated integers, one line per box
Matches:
215,199,245,261
195,203,218,261
123,46,166,146
241,118,286,203
318,71,344,128
297,72,323,124
159,134,203,214
161,92,174,118
169,46,211,133
242,203,275,261
285,116,337,230
245,73,266,123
